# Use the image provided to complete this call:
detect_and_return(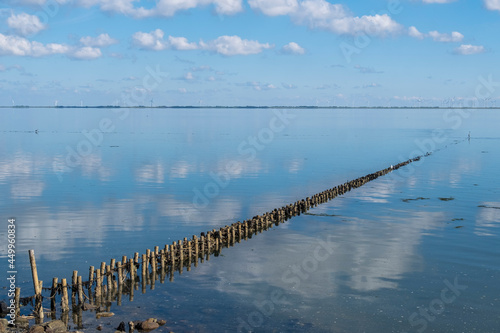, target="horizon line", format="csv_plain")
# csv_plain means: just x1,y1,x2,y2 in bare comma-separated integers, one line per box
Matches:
2,105,499,110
